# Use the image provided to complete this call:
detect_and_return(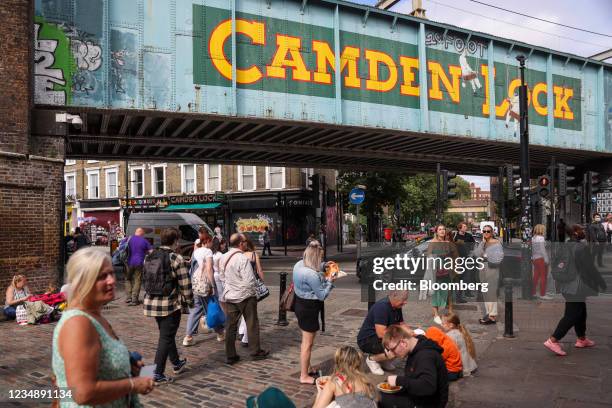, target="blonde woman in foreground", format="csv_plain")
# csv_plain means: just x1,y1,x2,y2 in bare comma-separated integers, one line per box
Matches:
52,247,153,407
